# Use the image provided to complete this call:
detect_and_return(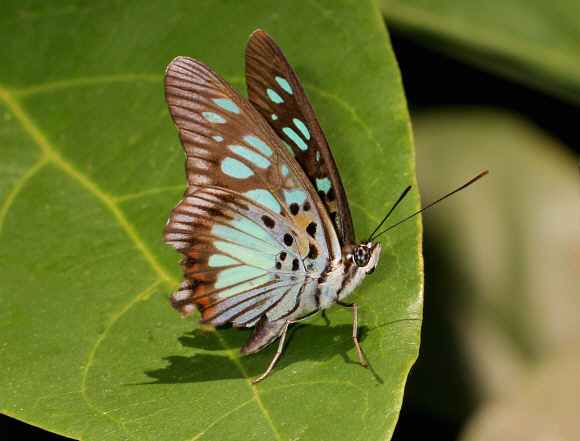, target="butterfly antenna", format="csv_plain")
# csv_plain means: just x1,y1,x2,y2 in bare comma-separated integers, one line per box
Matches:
368,185,413,241
371,170,490,241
